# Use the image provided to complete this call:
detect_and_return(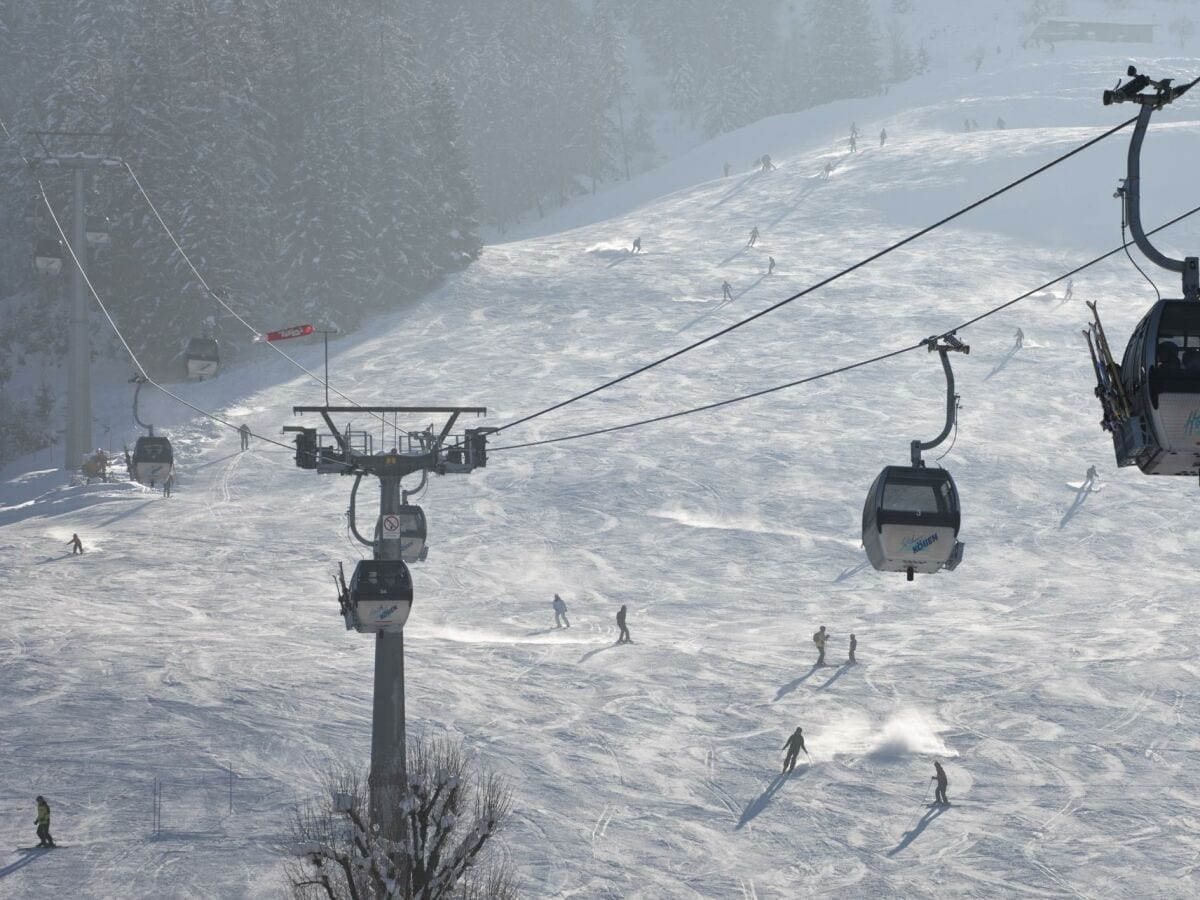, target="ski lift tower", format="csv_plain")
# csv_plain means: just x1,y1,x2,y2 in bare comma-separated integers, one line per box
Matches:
28,132,124,472
288,405,493,840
